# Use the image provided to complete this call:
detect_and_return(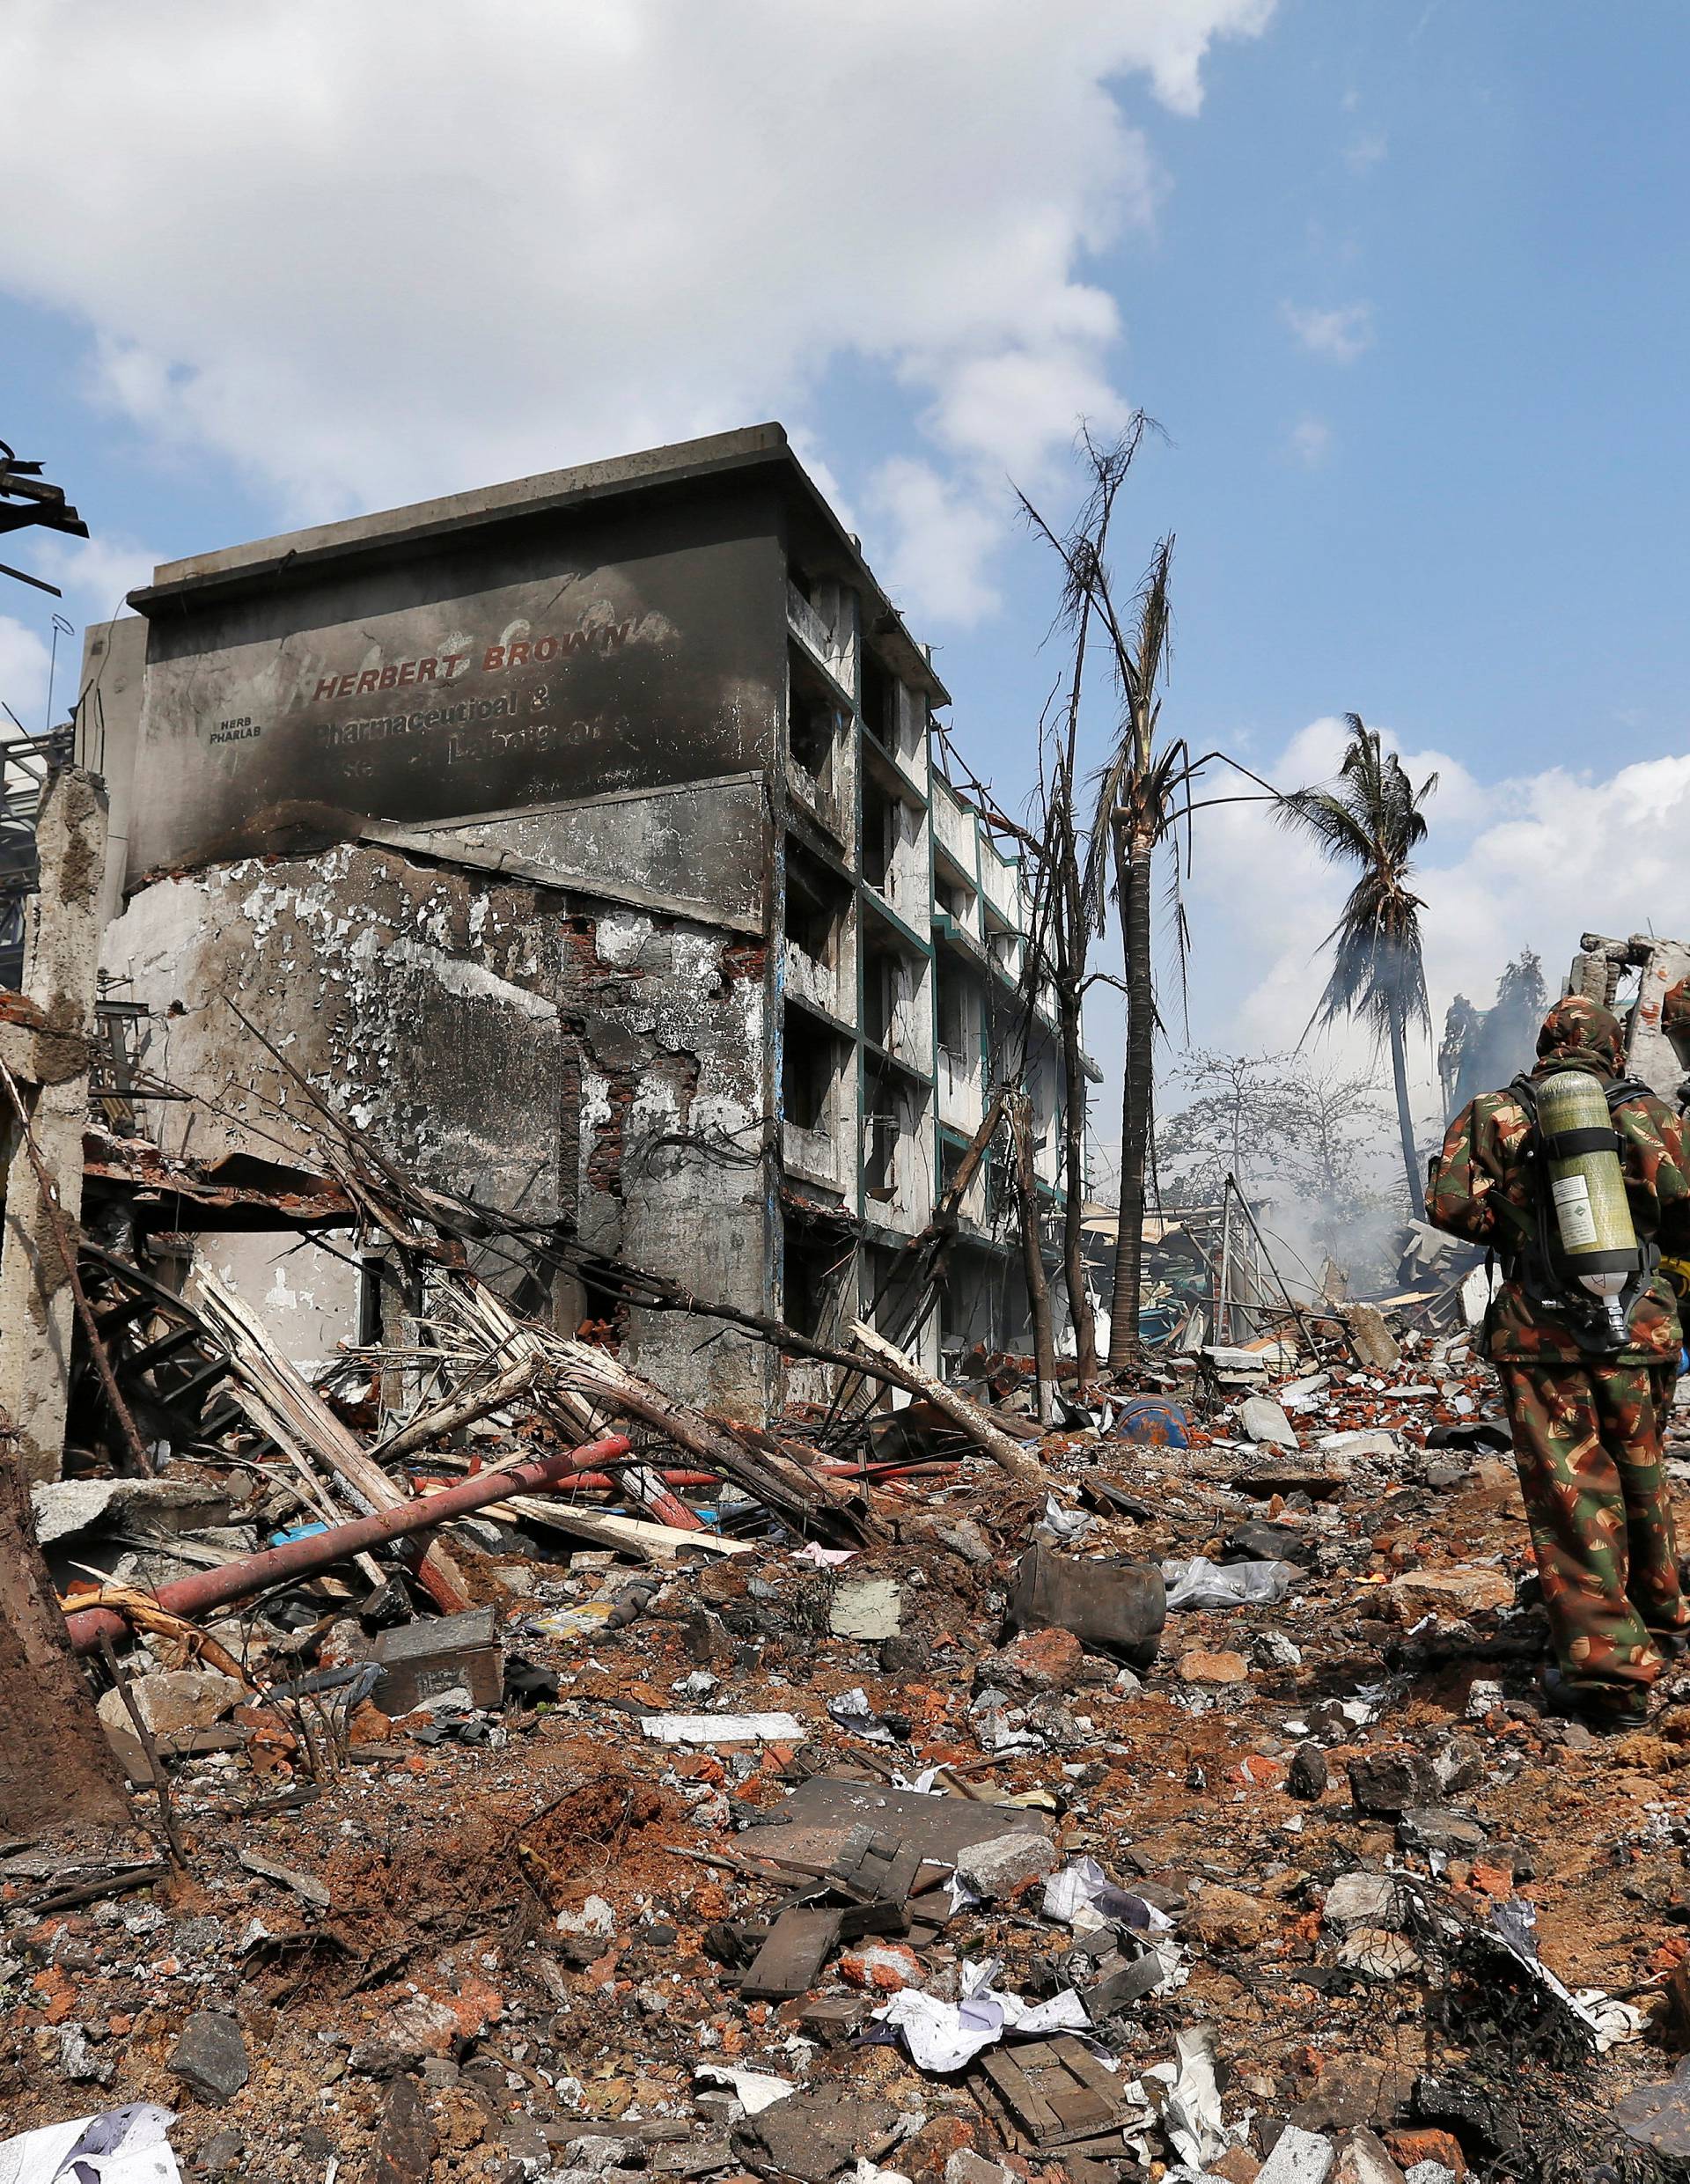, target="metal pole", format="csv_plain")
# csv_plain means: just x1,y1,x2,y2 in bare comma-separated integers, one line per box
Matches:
65,1430,632,1652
